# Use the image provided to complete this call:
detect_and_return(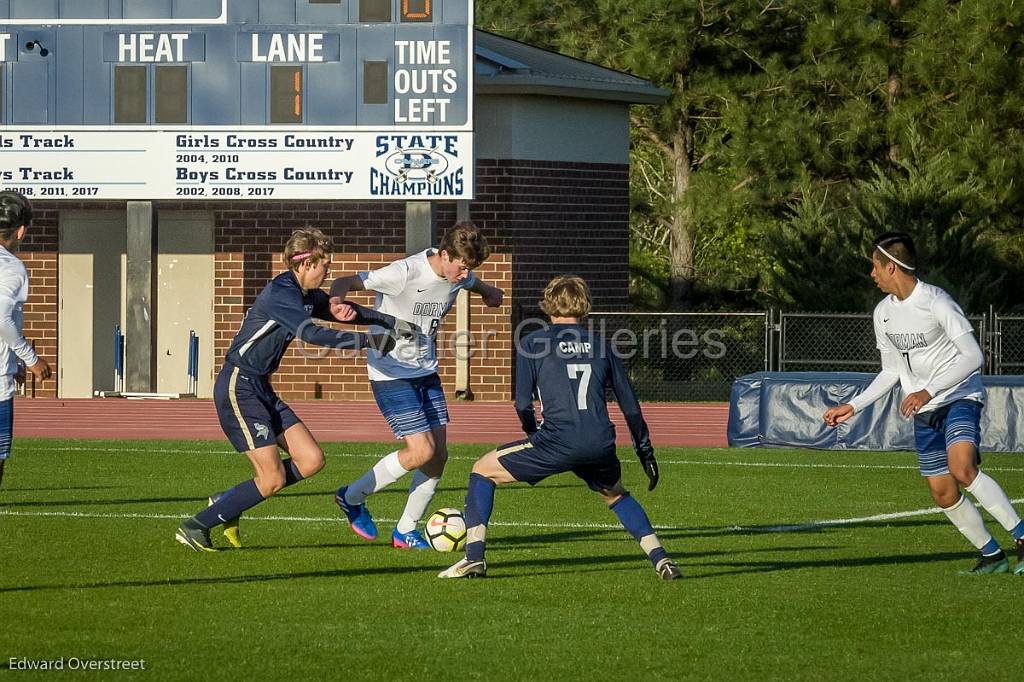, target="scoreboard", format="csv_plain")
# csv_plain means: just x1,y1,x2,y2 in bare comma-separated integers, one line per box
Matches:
0,0,473,200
